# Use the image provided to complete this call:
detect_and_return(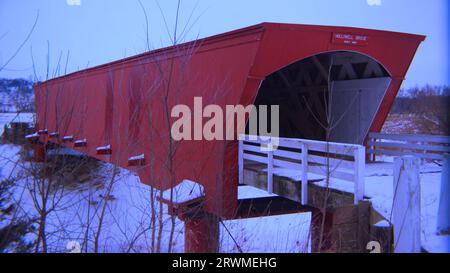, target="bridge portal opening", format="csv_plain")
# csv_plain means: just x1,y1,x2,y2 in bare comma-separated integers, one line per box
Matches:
249,51,391,144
